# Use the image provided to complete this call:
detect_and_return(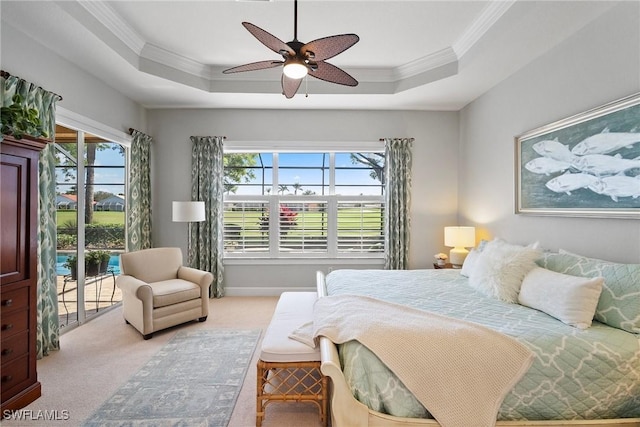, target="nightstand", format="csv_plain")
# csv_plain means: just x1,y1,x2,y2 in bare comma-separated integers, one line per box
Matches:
433,263,458,269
